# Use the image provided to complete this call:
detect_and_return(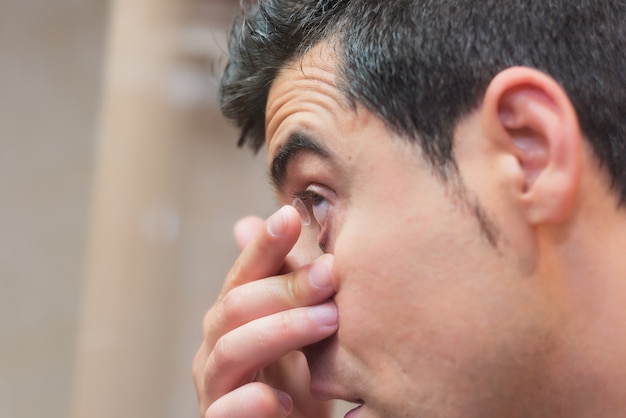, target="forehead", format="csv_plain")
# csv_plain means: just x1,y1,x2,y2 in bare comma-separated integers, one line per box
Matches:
264,43,352,155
